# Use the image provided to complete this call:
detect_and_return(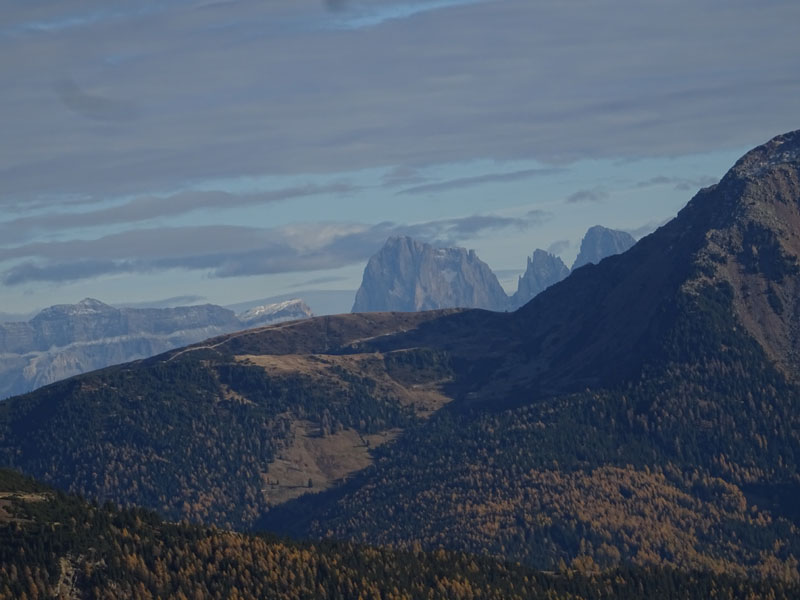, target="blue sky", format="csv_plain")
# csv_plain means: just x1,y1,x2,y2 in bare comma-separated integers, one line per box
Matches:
1,0,799,316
